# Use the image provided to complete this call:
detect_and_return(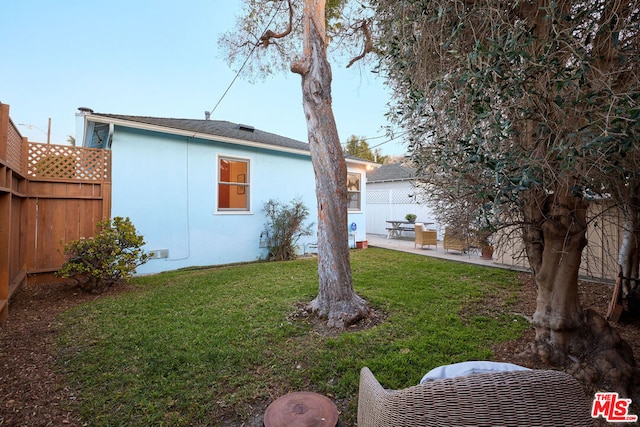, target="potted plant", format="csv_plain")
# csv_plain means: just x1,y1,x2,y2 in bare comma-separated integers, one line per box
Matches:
476,227,494,260
405,213,417,223
481,244,494,260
